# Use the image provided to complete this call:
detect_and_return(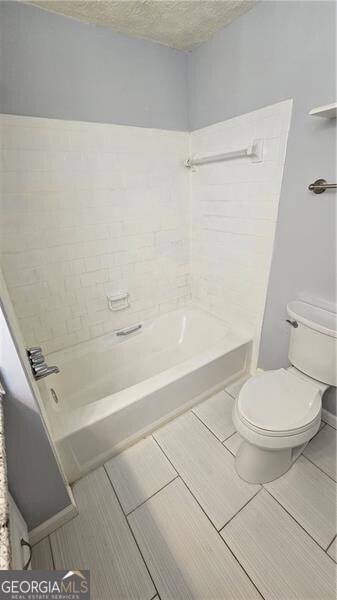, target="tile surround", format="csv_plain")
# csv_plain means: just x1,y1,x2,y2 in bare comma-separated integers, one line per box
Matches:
0,100,292,356
0,115,190,354
190,100,292,367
